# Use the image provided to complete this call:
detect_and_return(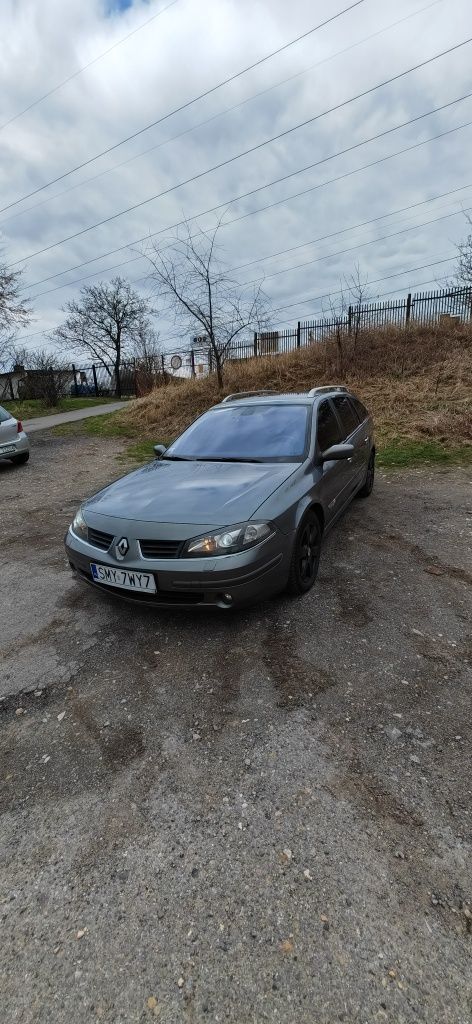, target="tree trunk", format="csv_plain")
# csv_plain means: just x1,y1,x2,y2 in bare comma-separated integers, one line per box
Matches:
115,358,122,398
115,329,122,398
336,325,343,375
215,354,223,390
